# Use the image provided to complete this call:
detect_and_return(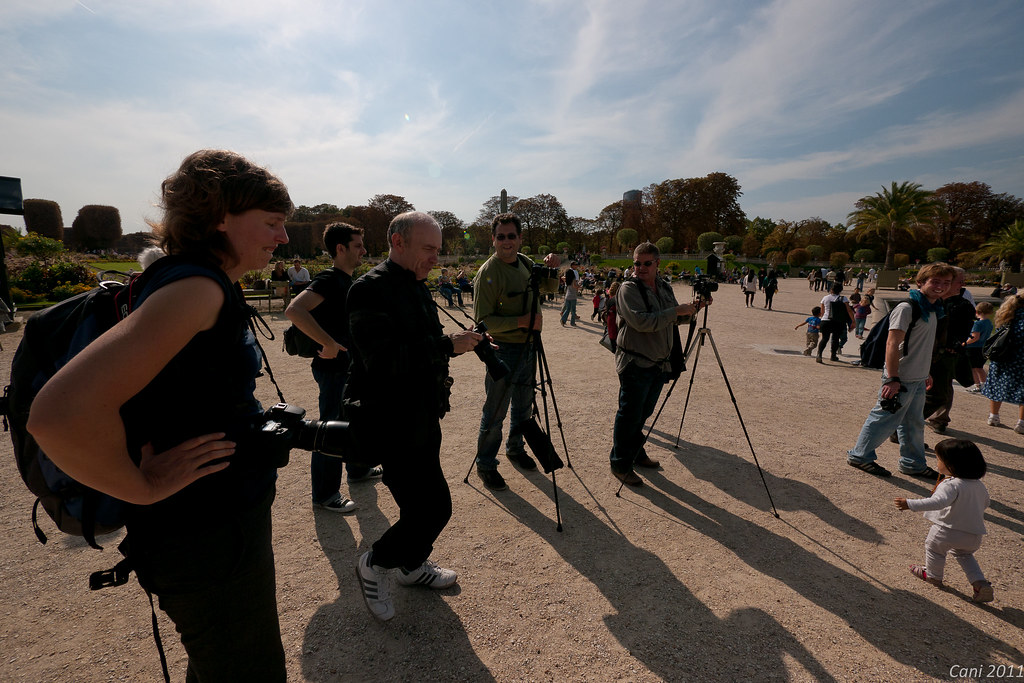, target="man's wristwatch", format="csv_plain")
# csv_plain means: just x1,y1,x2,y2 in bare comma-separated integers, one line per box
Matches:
885,376,901,384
